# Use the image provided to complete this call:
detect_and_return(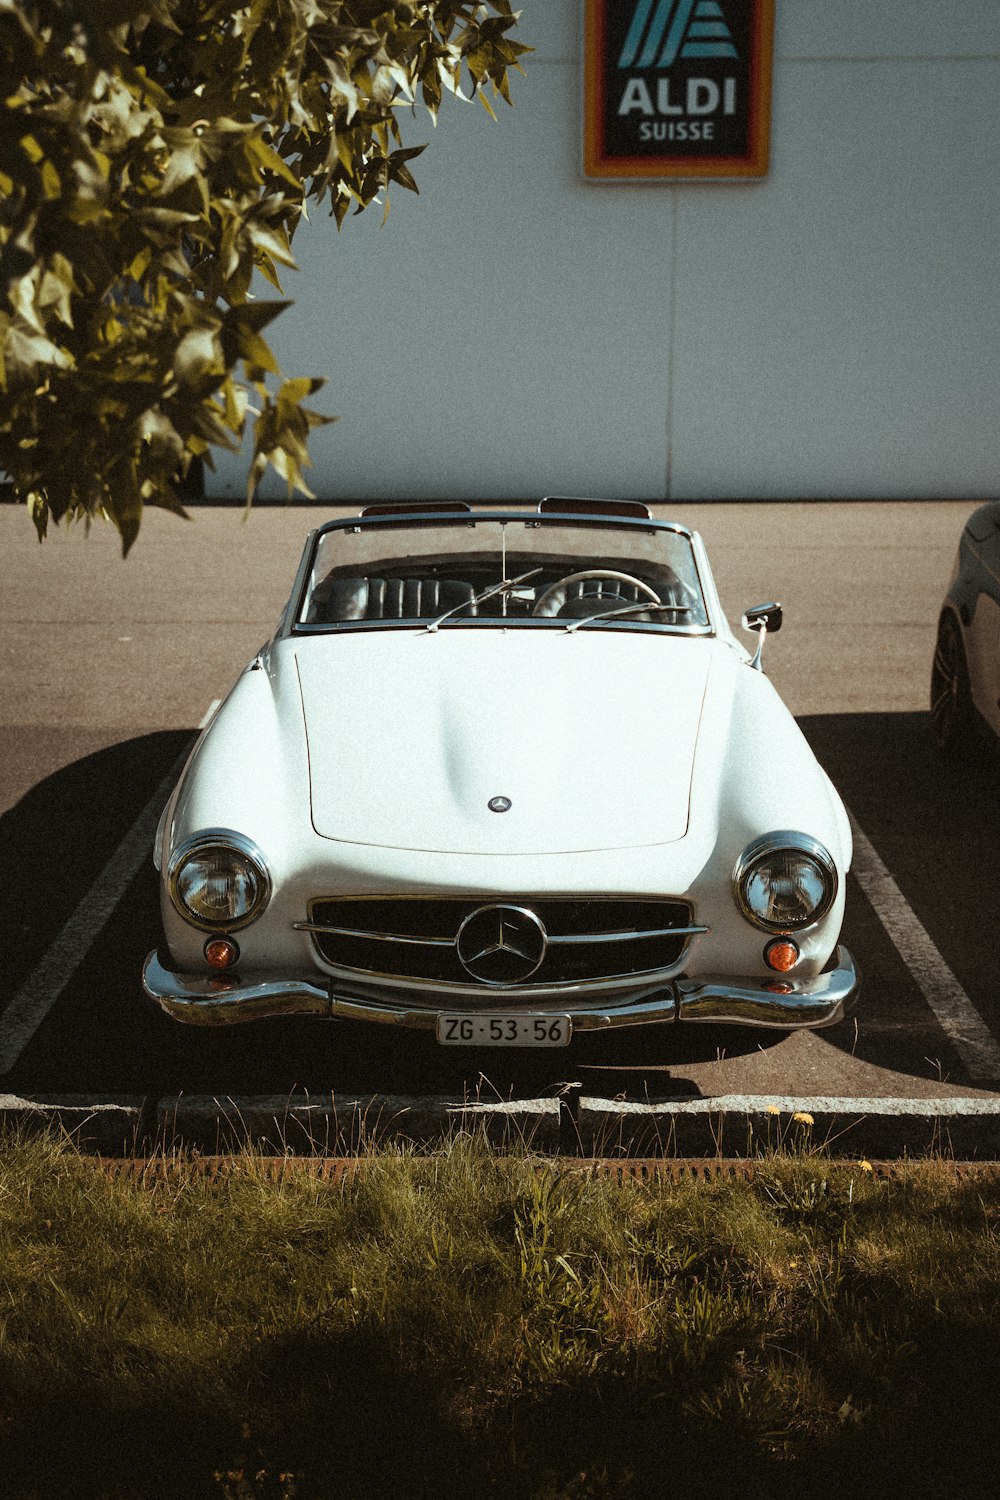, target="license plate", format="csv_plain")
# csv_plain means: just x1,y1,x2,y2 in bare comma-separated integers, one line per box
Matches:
436,1013,572,1047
